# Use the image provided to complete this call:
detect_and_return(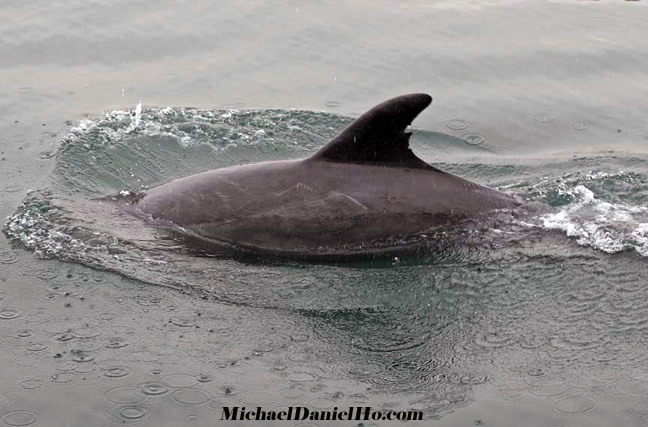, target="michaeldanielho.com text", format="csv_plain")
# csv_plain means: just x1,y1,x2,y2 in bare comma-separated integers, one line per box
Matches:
221,406,424,422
